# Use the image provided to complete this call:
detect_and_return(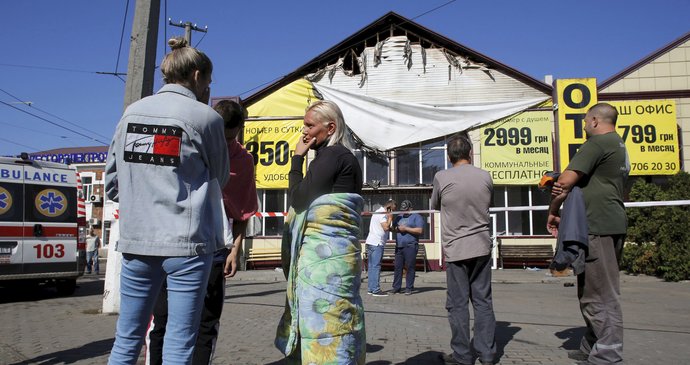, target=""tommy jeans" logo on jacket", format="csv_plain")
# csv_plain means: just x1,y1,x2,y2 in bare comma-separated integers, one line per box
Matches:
124,123,183,166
